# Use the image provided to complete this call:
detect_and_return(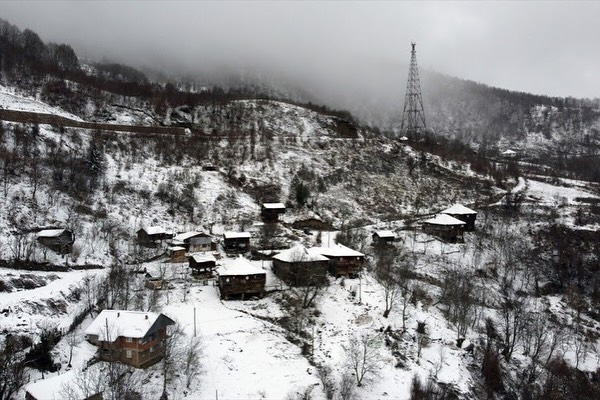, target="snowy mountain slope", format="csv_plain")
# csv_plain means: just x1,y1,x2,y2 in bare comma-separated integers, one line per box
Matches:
0,84,84,121
2,87,600,400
